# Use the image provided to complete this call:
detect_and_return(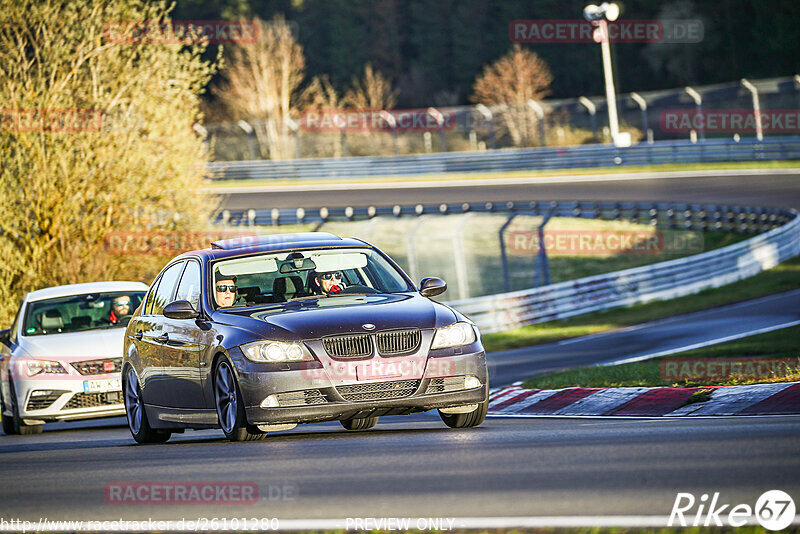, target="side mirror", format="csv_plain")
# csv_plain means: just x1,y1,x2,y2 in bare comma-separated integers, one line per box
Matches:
419,277,447,298
163,300,200,320
0,328,9,346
